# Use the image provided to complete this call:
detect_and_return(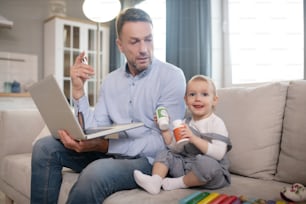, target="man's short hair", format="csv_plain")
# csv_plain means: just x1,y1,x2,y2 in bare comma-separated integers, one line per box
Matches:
116,8,153,38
